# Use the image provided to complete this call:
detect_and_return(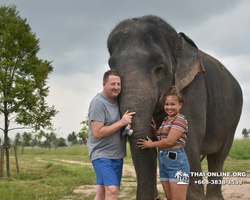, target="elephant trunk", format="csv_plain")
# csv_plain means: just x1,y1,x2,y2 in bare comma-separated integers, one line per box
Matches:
119,71,159,200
